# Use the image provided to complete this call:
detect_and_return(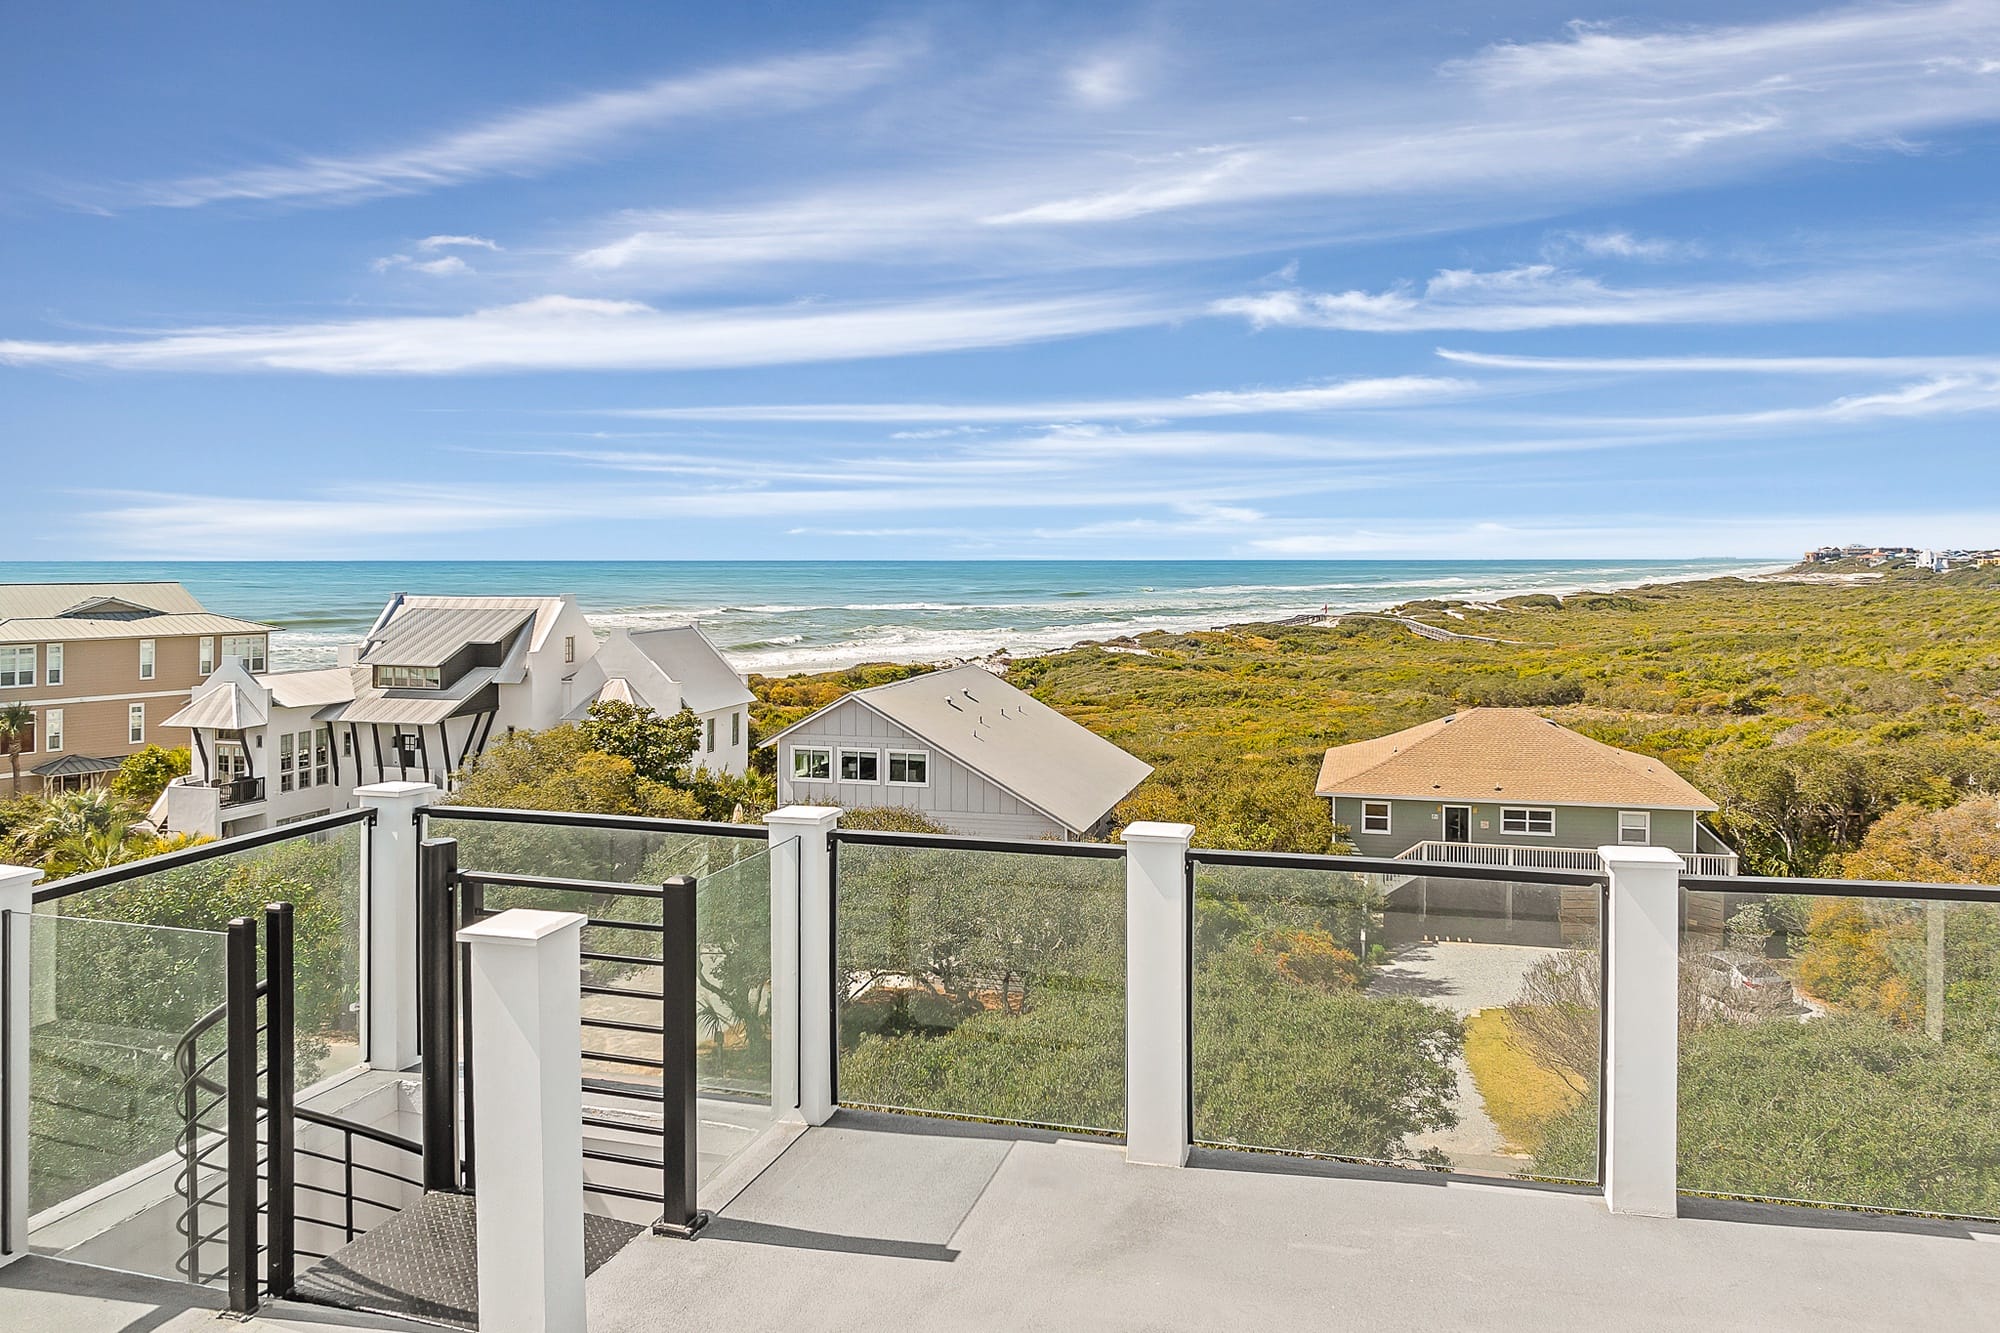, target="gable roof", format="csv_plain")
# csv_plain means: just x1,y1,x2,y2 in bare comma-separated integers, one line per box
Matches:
764,665,1153,834
625,626,753,713
1315,708,1716,811
361,603,536,668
